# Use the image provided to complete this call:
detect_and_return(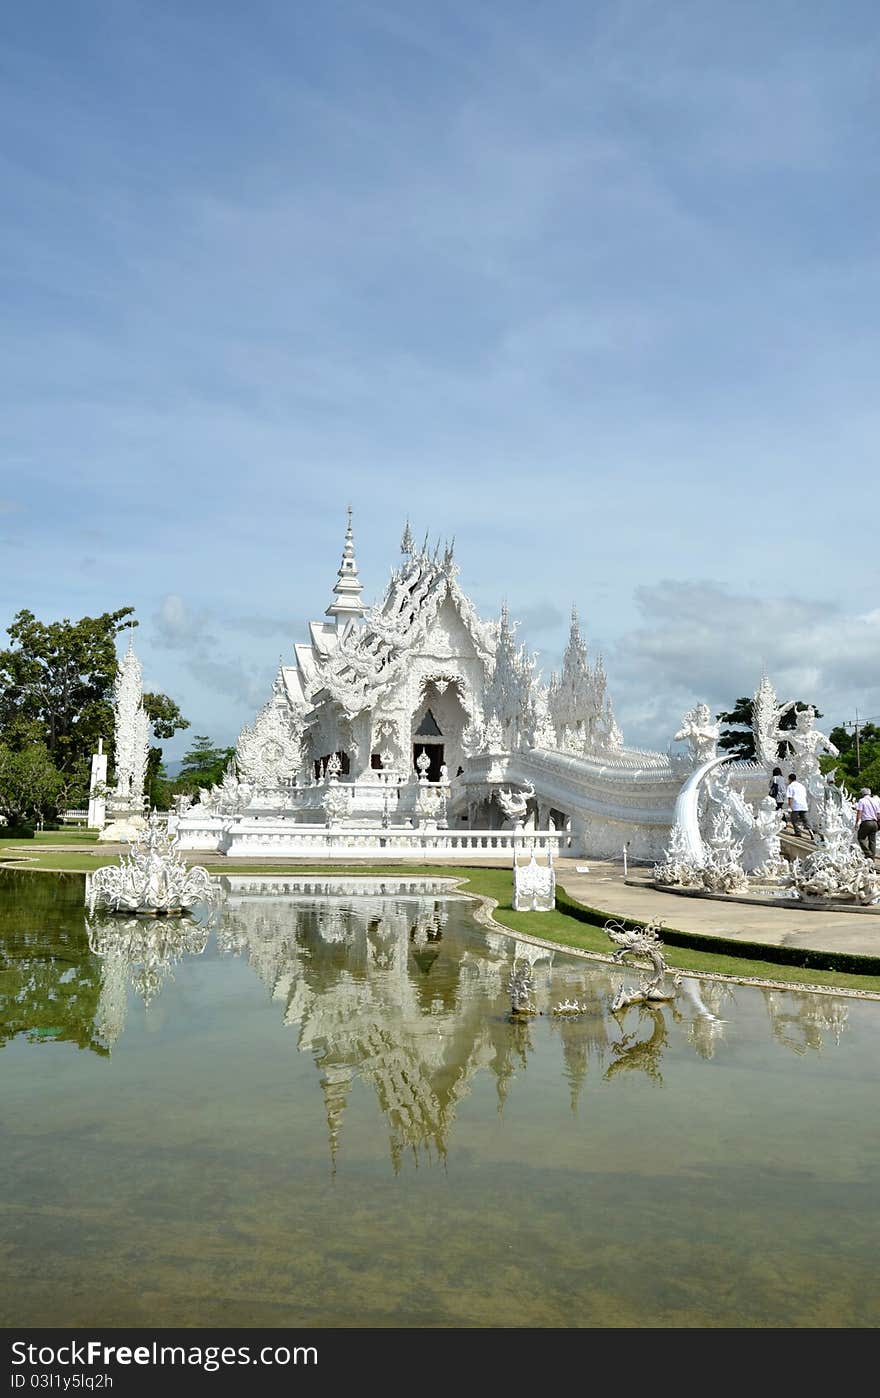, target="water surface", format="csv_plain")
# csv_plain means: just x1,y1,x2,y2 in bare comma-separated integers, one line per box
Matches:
1,869,878,1328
